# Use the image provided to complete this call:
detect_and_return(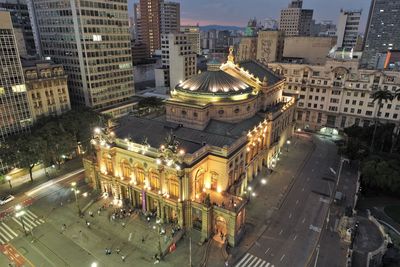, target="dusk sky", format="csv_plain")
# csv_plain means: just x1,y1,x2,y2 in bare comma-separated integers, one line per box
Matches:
129,0,371,32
